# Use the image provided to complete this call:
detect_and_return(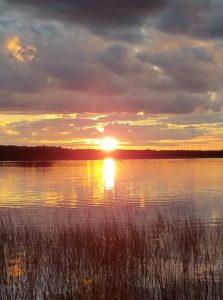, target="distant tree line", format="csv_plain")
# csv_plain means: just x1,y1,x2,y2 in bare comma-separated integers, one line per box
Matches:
0,145,223,161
